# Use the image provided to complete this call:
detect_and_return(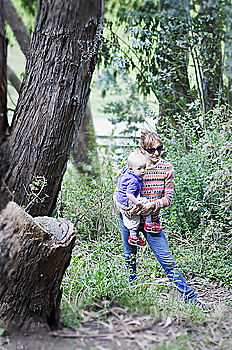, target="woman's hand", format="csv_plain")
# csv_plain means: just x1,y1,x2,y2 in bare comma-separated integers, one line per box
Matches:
122,201,157,217
124,205,143,217
140,201,156,214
